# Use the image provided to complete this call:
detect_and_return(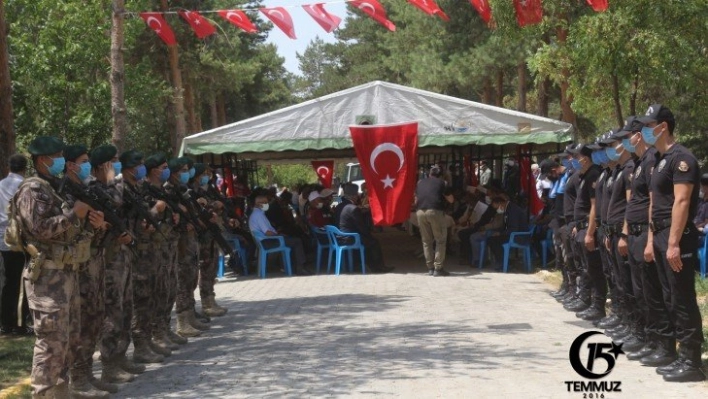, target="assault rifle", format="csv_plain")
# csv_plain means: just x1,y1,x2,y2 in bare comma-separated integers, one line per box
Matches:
181,187,239,259
56,177,130,238
121,184,162,232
